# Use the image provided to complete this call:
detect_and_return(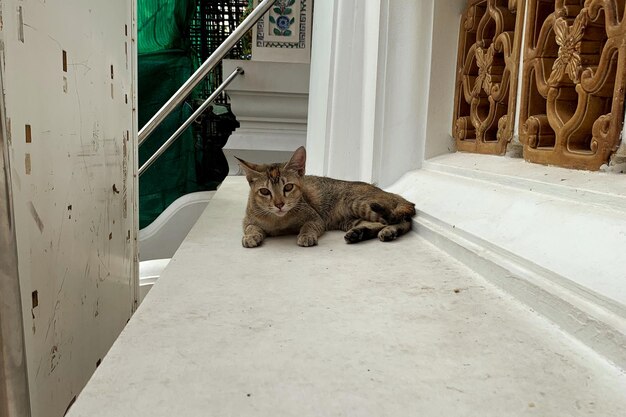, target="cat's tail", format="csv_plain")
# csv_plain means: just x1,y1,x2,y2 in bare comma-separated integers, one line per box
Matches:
351,200,385,223
393,201,416,222
370,201,416,224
